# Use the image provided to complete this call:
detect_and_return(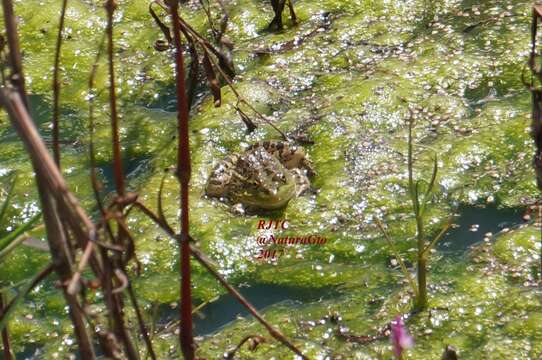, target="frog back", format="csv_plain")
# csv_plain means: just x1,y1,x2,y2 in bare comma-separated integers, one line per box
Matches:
206,153,239,197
